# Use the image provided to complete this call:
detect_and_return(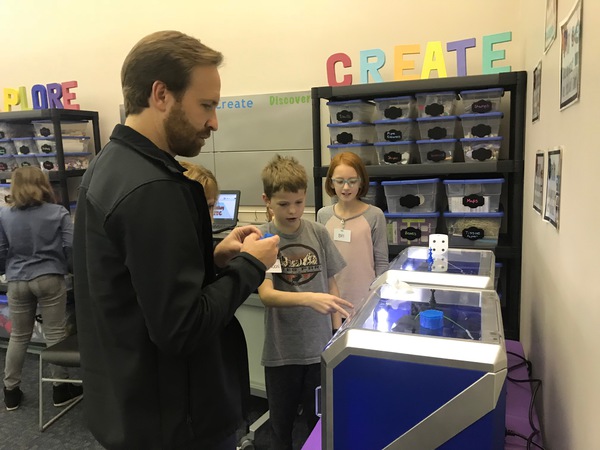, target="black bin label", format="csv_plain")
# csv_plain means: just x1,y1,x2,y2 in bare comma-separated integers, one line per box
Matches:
384,129,403,142
471,99,492,113
401,226,421,241
462,194,485,209
427,149,447,162
462,226,485,241
336,110,354,123
399,194,421,209
384,106,403,120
